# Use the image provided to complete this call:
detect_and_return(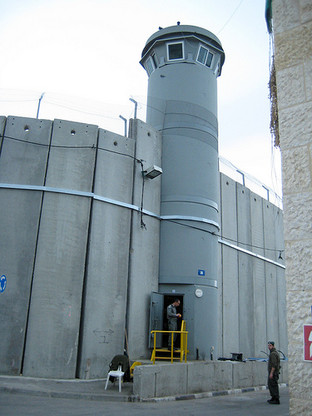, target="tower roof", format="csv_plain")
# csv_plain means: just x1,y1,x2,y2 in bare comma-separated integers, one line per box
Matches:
141,24,225,68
